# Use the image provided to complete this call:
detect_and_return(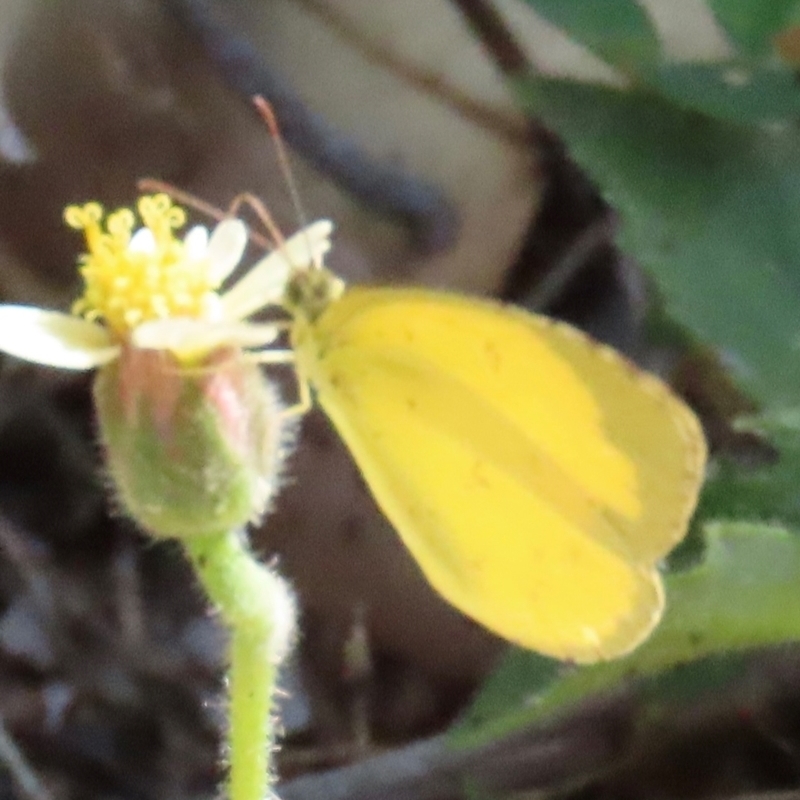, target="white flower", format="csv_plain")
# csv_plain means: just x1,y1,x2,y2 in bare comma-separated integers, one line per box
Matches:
0,194,333,369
